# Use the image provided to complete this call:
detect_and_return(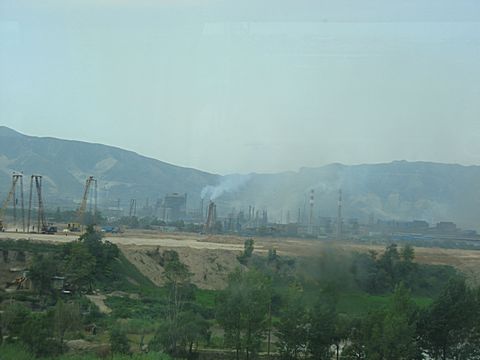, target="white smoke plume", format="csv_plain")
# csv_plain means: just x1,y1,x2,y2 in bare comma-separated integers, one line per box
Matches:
201,174,252,200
